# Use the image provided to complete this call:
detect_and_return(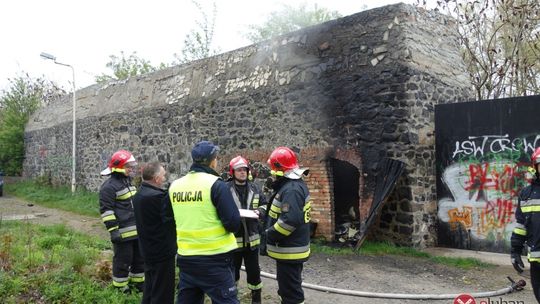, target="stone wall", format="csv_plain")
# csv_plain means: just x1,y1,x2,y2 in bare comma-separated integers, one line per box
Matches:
23,4,473,247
